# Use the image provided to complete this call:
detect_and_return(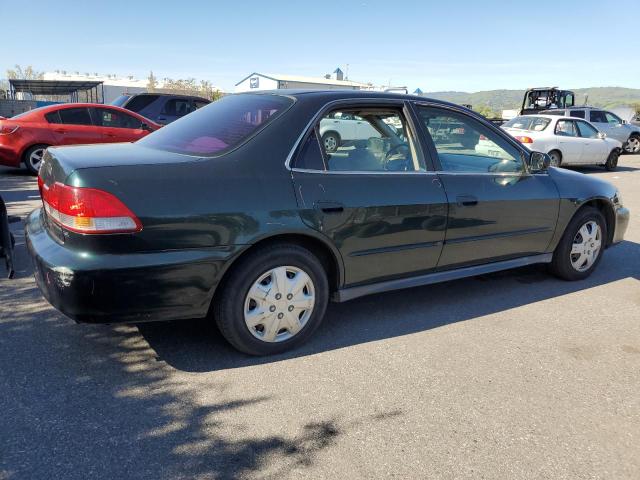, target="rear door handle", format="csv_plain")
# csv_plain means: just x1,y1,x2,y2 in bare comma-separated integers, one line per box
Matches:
315,201,345,214
456,195,478,207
